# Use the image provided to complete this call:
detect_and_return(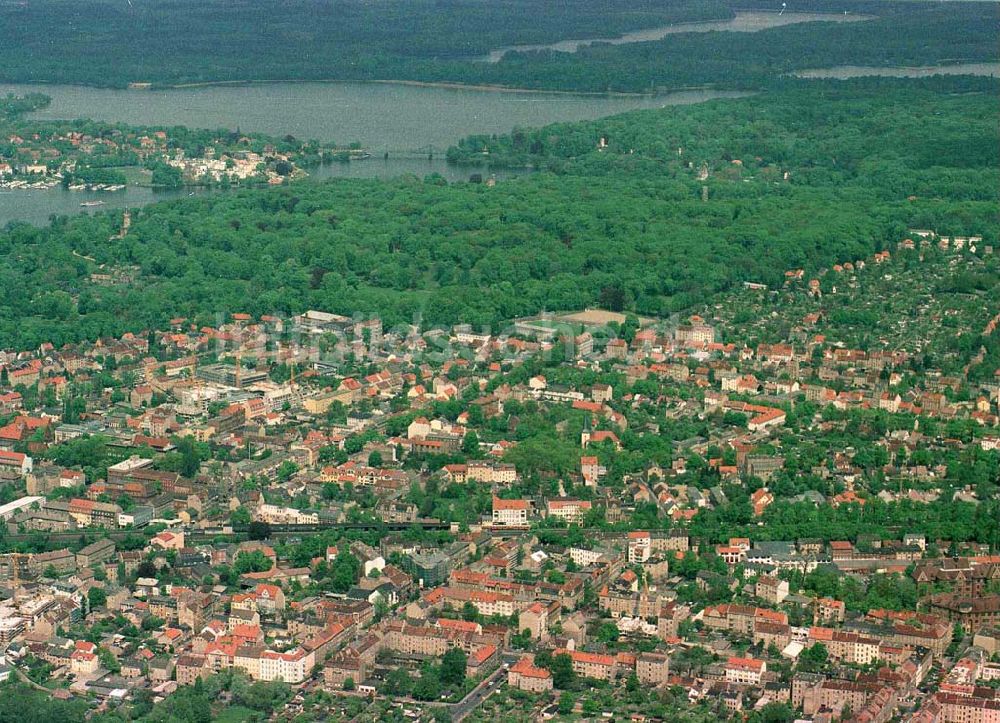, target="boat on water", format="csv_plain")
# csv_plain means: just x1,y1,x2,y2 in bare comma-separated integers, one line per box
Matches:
80,200,105,207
